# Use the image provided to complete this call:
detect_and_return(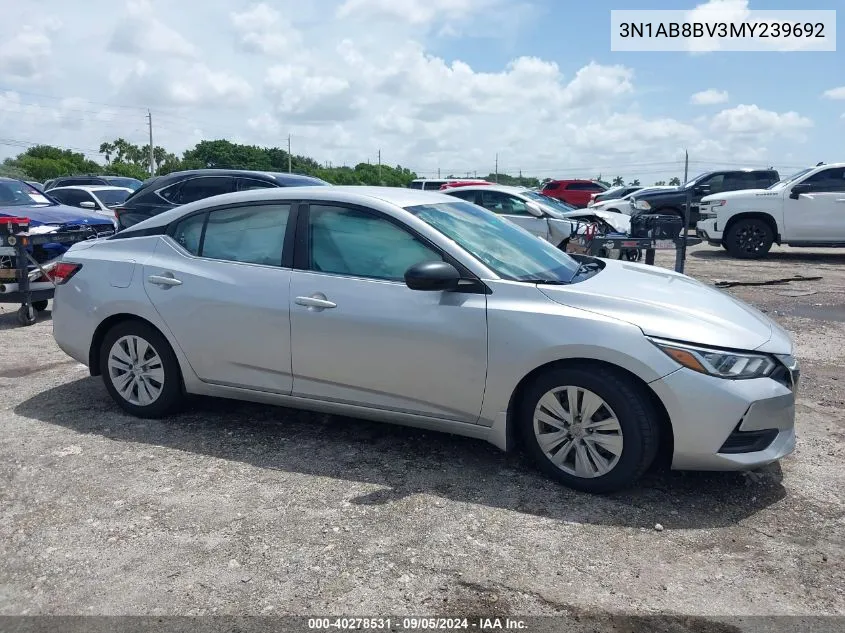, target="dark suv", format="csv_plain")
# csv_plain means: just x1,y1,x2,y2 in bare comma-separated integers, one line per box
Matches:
628,169,780,226
113,169,330,230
